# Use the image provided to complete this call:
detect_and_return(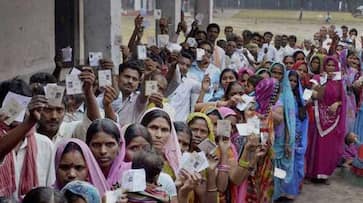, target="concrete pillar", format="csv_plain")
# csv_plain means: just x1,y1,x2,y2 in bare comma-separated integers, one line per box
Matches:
155,0,181,40
84,0,121,74
194,0,213,30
